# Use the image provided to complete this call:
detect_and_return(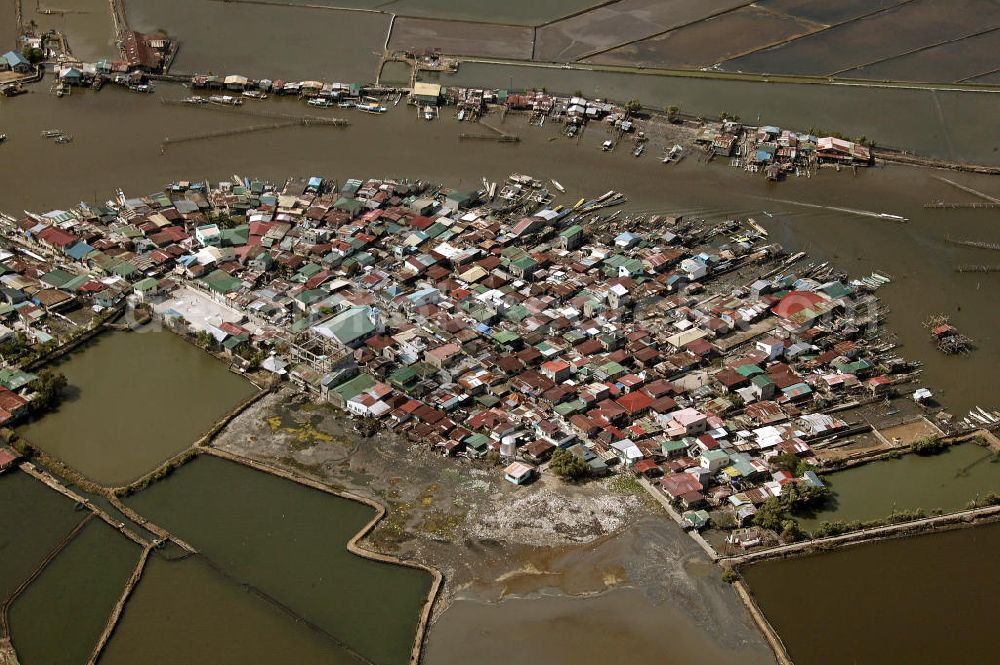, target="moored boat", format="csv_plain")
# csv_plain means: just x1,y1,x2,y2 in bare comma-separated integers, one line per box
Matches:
209,95,243,106
357,102,387,114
